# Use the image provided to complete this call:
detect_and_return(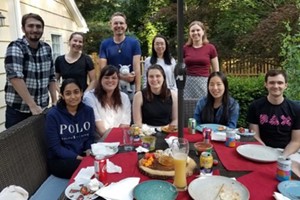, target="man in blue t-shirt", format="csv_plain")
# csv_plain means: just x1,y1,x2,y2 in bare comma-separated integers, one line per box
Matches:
99,12,142,100
247,69,300,157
